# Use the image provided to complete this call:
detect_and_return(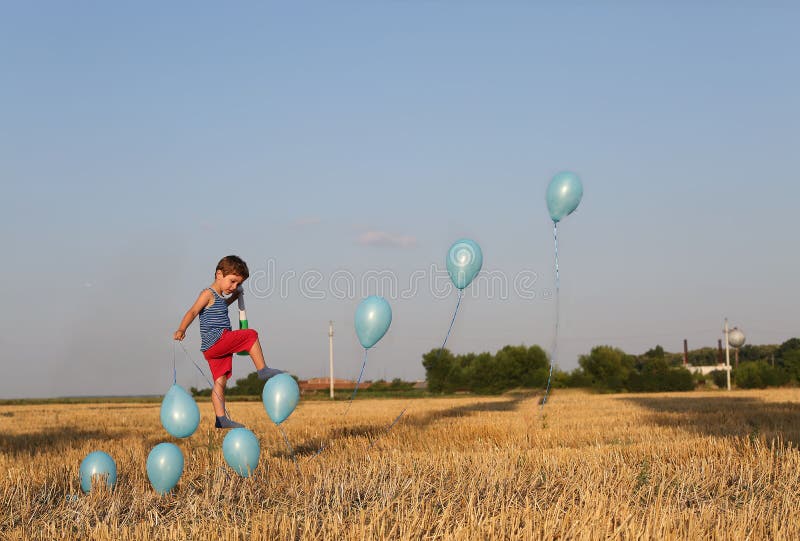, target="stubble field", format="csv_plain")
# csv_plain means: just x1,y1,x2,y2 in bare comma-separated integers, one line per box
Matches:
2,388,800,539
